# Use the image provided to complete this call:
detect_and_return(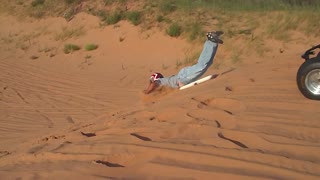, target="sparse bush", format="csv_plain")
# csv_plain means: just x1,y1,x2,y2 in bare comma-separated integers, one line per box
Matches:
186,21,204,41
30,11,45,18
94,10,108,21
17,1,24,5
31,0,45,7
126,11,142,25
64,44,80,54
105,11,122,25
63,9,76,21
64,0,77,4
103,0,116,5
157,15,164,22
167,23,182,37
119,0,128,4
159,0,176,14
85,44,98,51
